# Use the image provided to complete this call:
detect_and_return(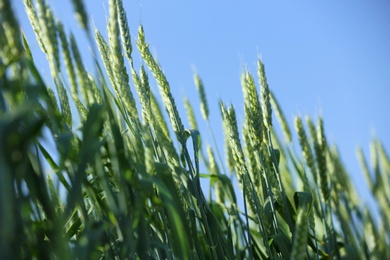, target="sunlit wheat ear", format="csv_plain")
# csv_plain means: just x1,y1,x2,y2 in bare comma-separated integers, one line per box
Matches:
316,117,330,200
149,92,180,166
194,73,209,121
377,140,390,173
130,65,150,124
372,141,390,209
329,147,359,208
270,91,292,143
207,145,220,175
306,117,320,184
153,122,181,171
54,78,72,128
108,0,138,120
47,9,60,75
357,146,373,190
242,71,263,149
108,0,121,63
358,140,390,200
23,0,46,53
150,92,170,140
291,205,309,260
137,25,185,142
87,73,102,104
34,0,60,77
184,97,198,130
1,0,22,59
58,21,77,94
71,92,87,121
369,142,380,189
242,125,260,188
69,33,90,104
220,104,235,172
295,126,316,236
295,117,316,177
363,208,378,254
260,142,280,199
294,117,312,197
95,30,115,89
257,59,272,132
47,87,60,115
116,0,132,63
222,103,259,215
306,116,330,238
220,102,246,176
370,140,390,204
139,66,152,123
70,0,89,31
